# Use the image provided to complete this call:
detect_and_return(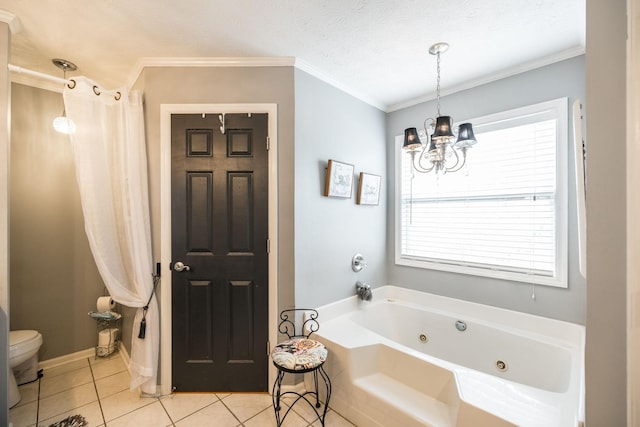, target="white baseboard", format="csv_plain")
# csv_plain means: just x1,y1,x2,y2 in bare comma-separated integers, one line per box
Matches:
38,348,95,370
39,342,130,371
117,341,131,373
